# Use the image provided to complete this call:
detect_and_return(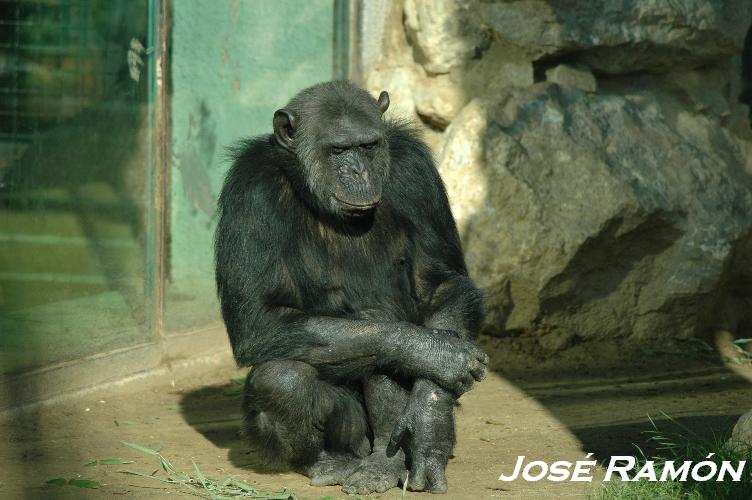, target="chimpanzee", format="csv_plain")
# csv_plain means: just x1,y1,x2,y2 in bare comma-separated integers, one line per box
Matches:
215,81,487,495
